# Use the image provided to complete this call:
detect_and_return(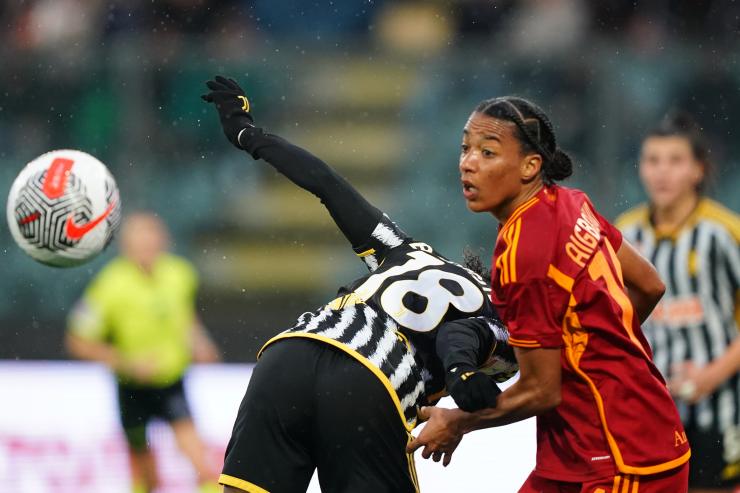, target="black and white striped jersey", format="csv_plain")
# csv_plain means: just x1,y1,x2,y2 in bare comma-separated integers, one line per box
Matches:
260,215,510,430
617,198,740,432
